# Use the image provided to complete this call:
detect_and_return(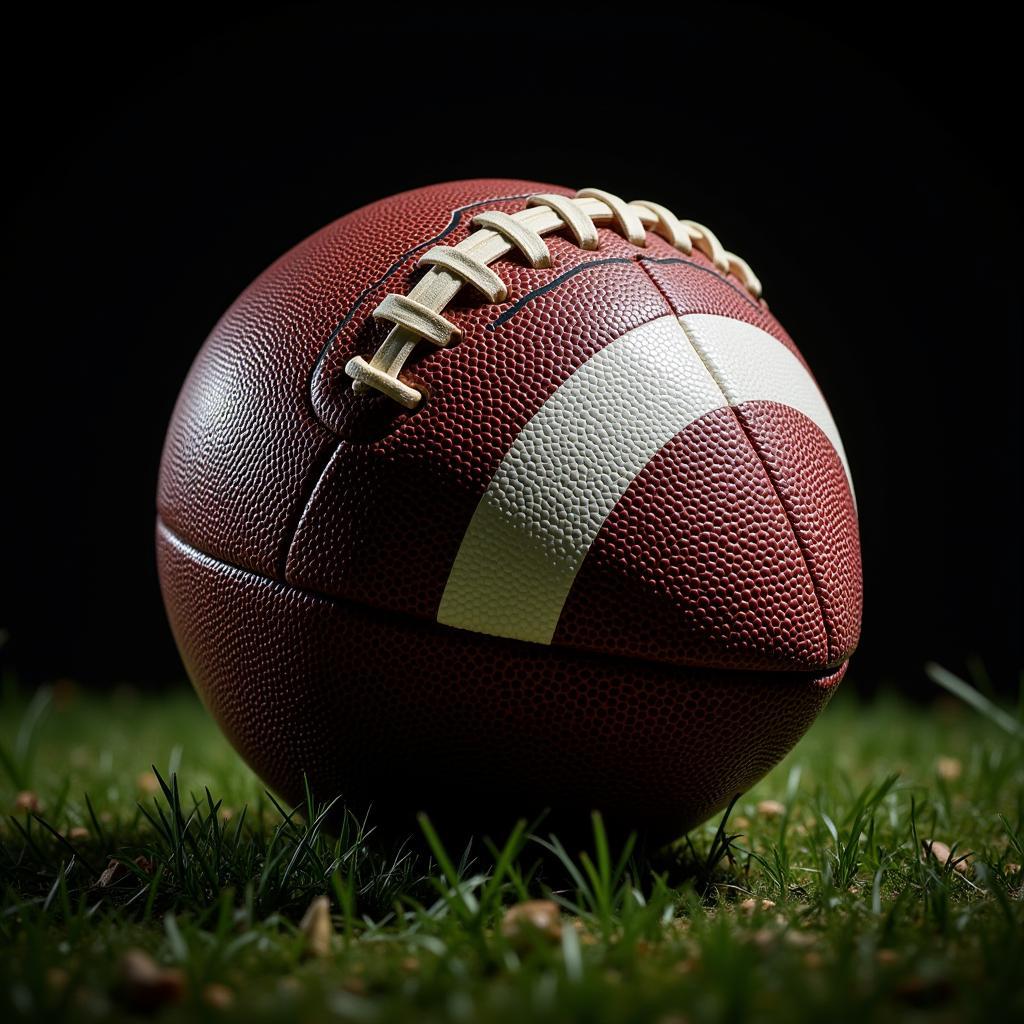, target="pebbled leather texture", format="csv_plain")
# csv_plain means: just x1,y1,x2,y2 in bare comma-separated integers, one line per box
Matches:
157,178,863,828
158,522,843,829
556,407,832,671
